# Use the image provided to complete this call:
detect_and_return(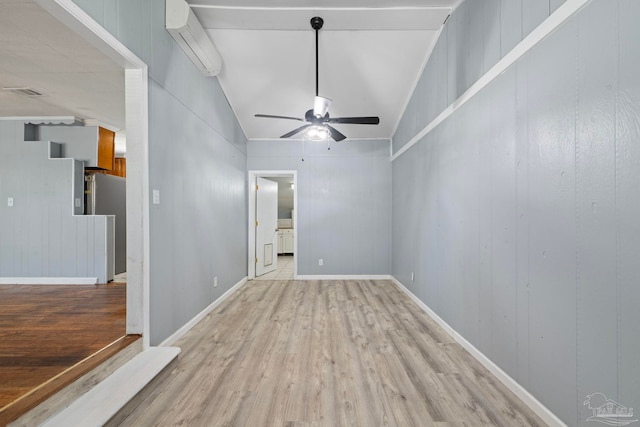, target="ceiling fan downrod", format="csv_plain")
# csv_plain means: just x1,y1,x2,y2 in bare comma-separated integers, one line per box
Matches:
310,16,324,97
253,15,379,142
